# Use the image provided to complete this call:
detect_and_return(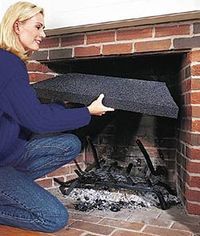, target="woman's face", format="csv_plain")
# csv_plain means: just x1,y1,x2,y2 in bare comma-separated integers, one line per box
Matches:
14,13,46,52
